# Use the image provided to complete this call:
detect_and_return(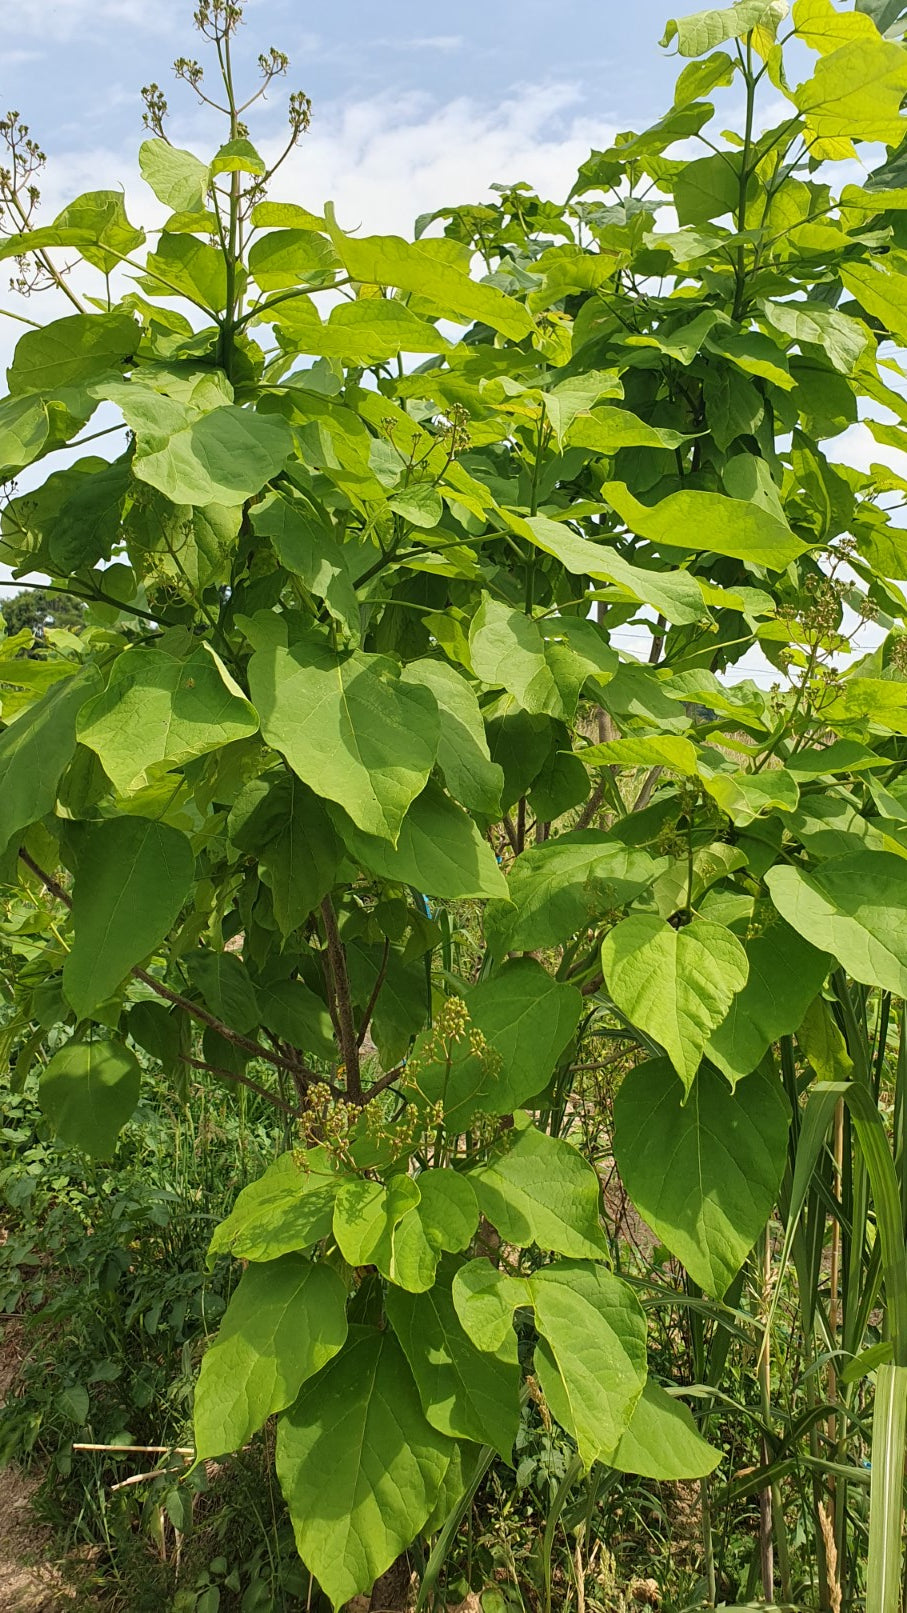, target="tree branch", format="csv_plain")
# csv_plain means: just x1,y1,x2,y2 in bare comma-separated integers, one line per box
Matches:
180,1053,302,1117
357,936,390,1047
320,896,361,1101
17,848,319,1088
